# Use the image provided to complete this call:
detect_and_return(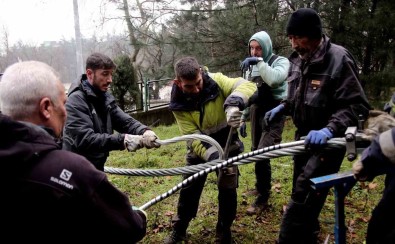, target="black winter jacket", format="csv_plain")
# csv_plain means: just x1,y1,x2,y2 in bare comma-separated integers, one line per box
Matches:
285,35,371,138
0,114,146,243
63,75,148,170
